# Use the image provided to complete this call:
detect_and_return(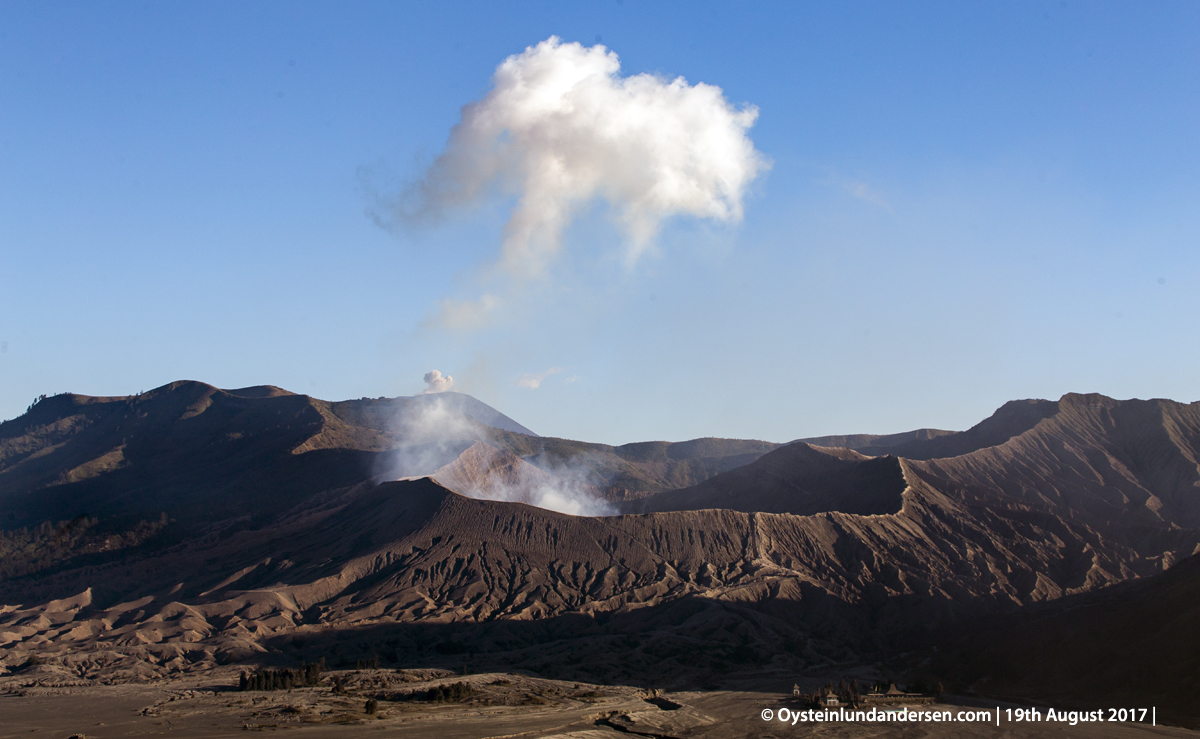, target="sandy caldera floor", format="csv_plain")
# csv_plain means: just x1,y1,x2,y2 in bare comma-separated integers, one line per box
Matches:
0,669,1195,739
